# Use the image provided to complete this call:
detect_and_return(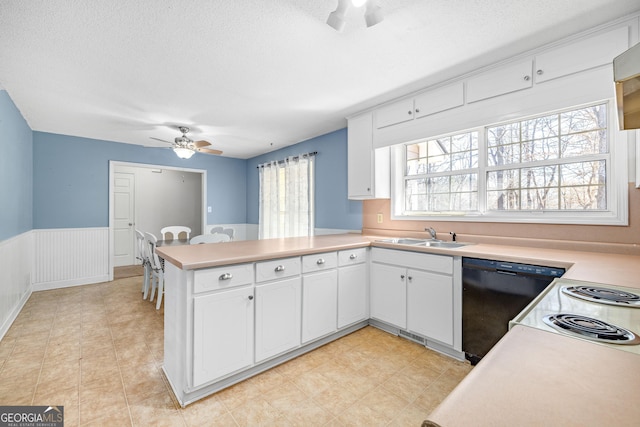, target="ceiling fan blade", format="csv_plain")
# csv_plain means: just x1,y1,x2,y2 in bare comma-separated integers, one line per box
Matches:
194,140,212,148
149,137,173,145
197,147,223,155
